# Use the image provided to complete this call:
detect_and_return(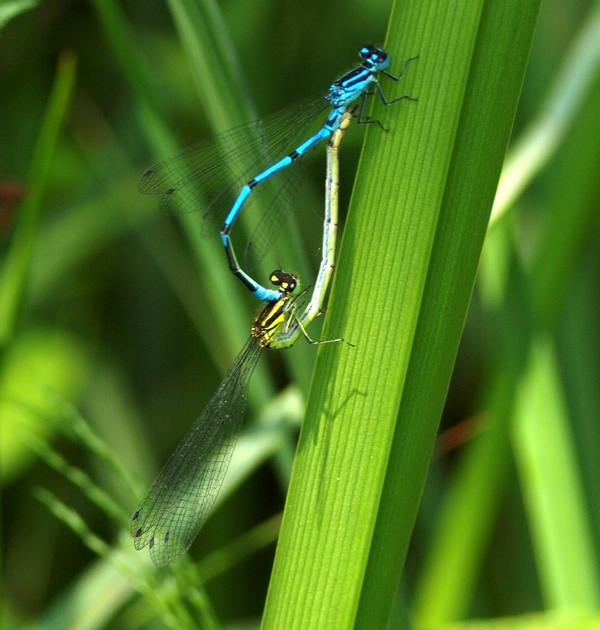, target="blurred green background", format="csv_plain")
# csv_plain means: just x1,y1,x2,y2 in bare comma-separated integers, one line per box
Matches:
1,0,599,628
